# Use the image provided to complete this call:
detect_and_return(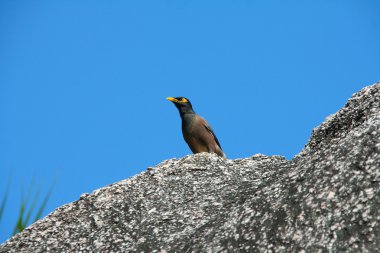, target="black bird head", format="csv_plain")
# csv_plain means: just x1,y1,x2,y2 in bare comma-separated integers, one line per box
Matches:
166,97,195,116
